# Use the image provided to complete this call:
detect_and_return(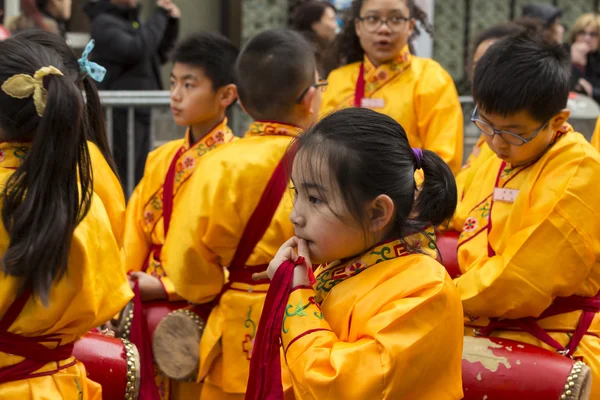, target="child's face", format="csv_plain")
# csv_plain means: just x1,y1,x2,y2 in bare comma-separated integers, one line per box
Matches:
355,0,414,66
289,153,370,264
477,108,568,167
169,63,221,129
